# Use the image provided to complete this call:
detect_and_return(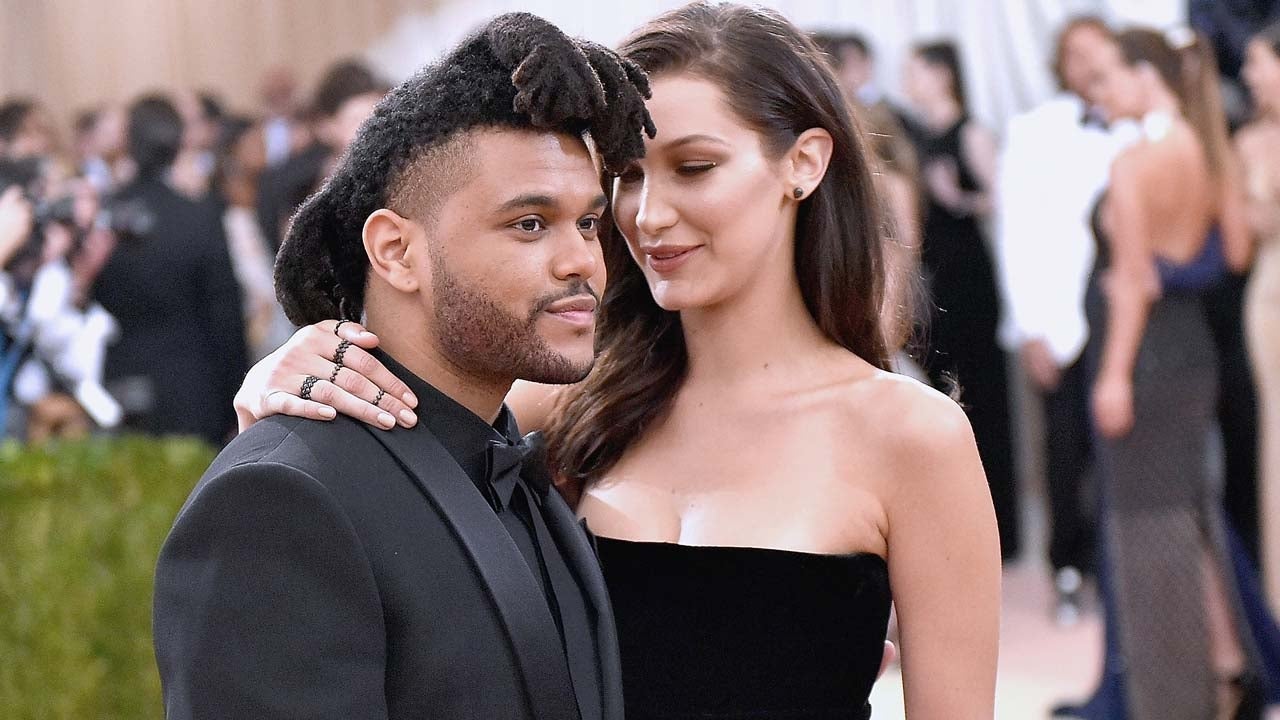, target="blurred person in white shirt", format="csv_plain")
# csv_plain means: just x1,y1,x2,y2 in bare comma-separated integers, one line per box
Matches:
995,16,1138,623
